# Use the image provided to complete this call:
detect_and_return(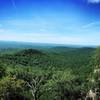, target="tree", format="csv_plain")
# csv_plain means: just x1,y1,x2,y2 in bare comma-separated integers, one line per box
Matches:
0,63,6,78
27,75,47,100
0,76,29,100
86,47,100,100
93,47,100,68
